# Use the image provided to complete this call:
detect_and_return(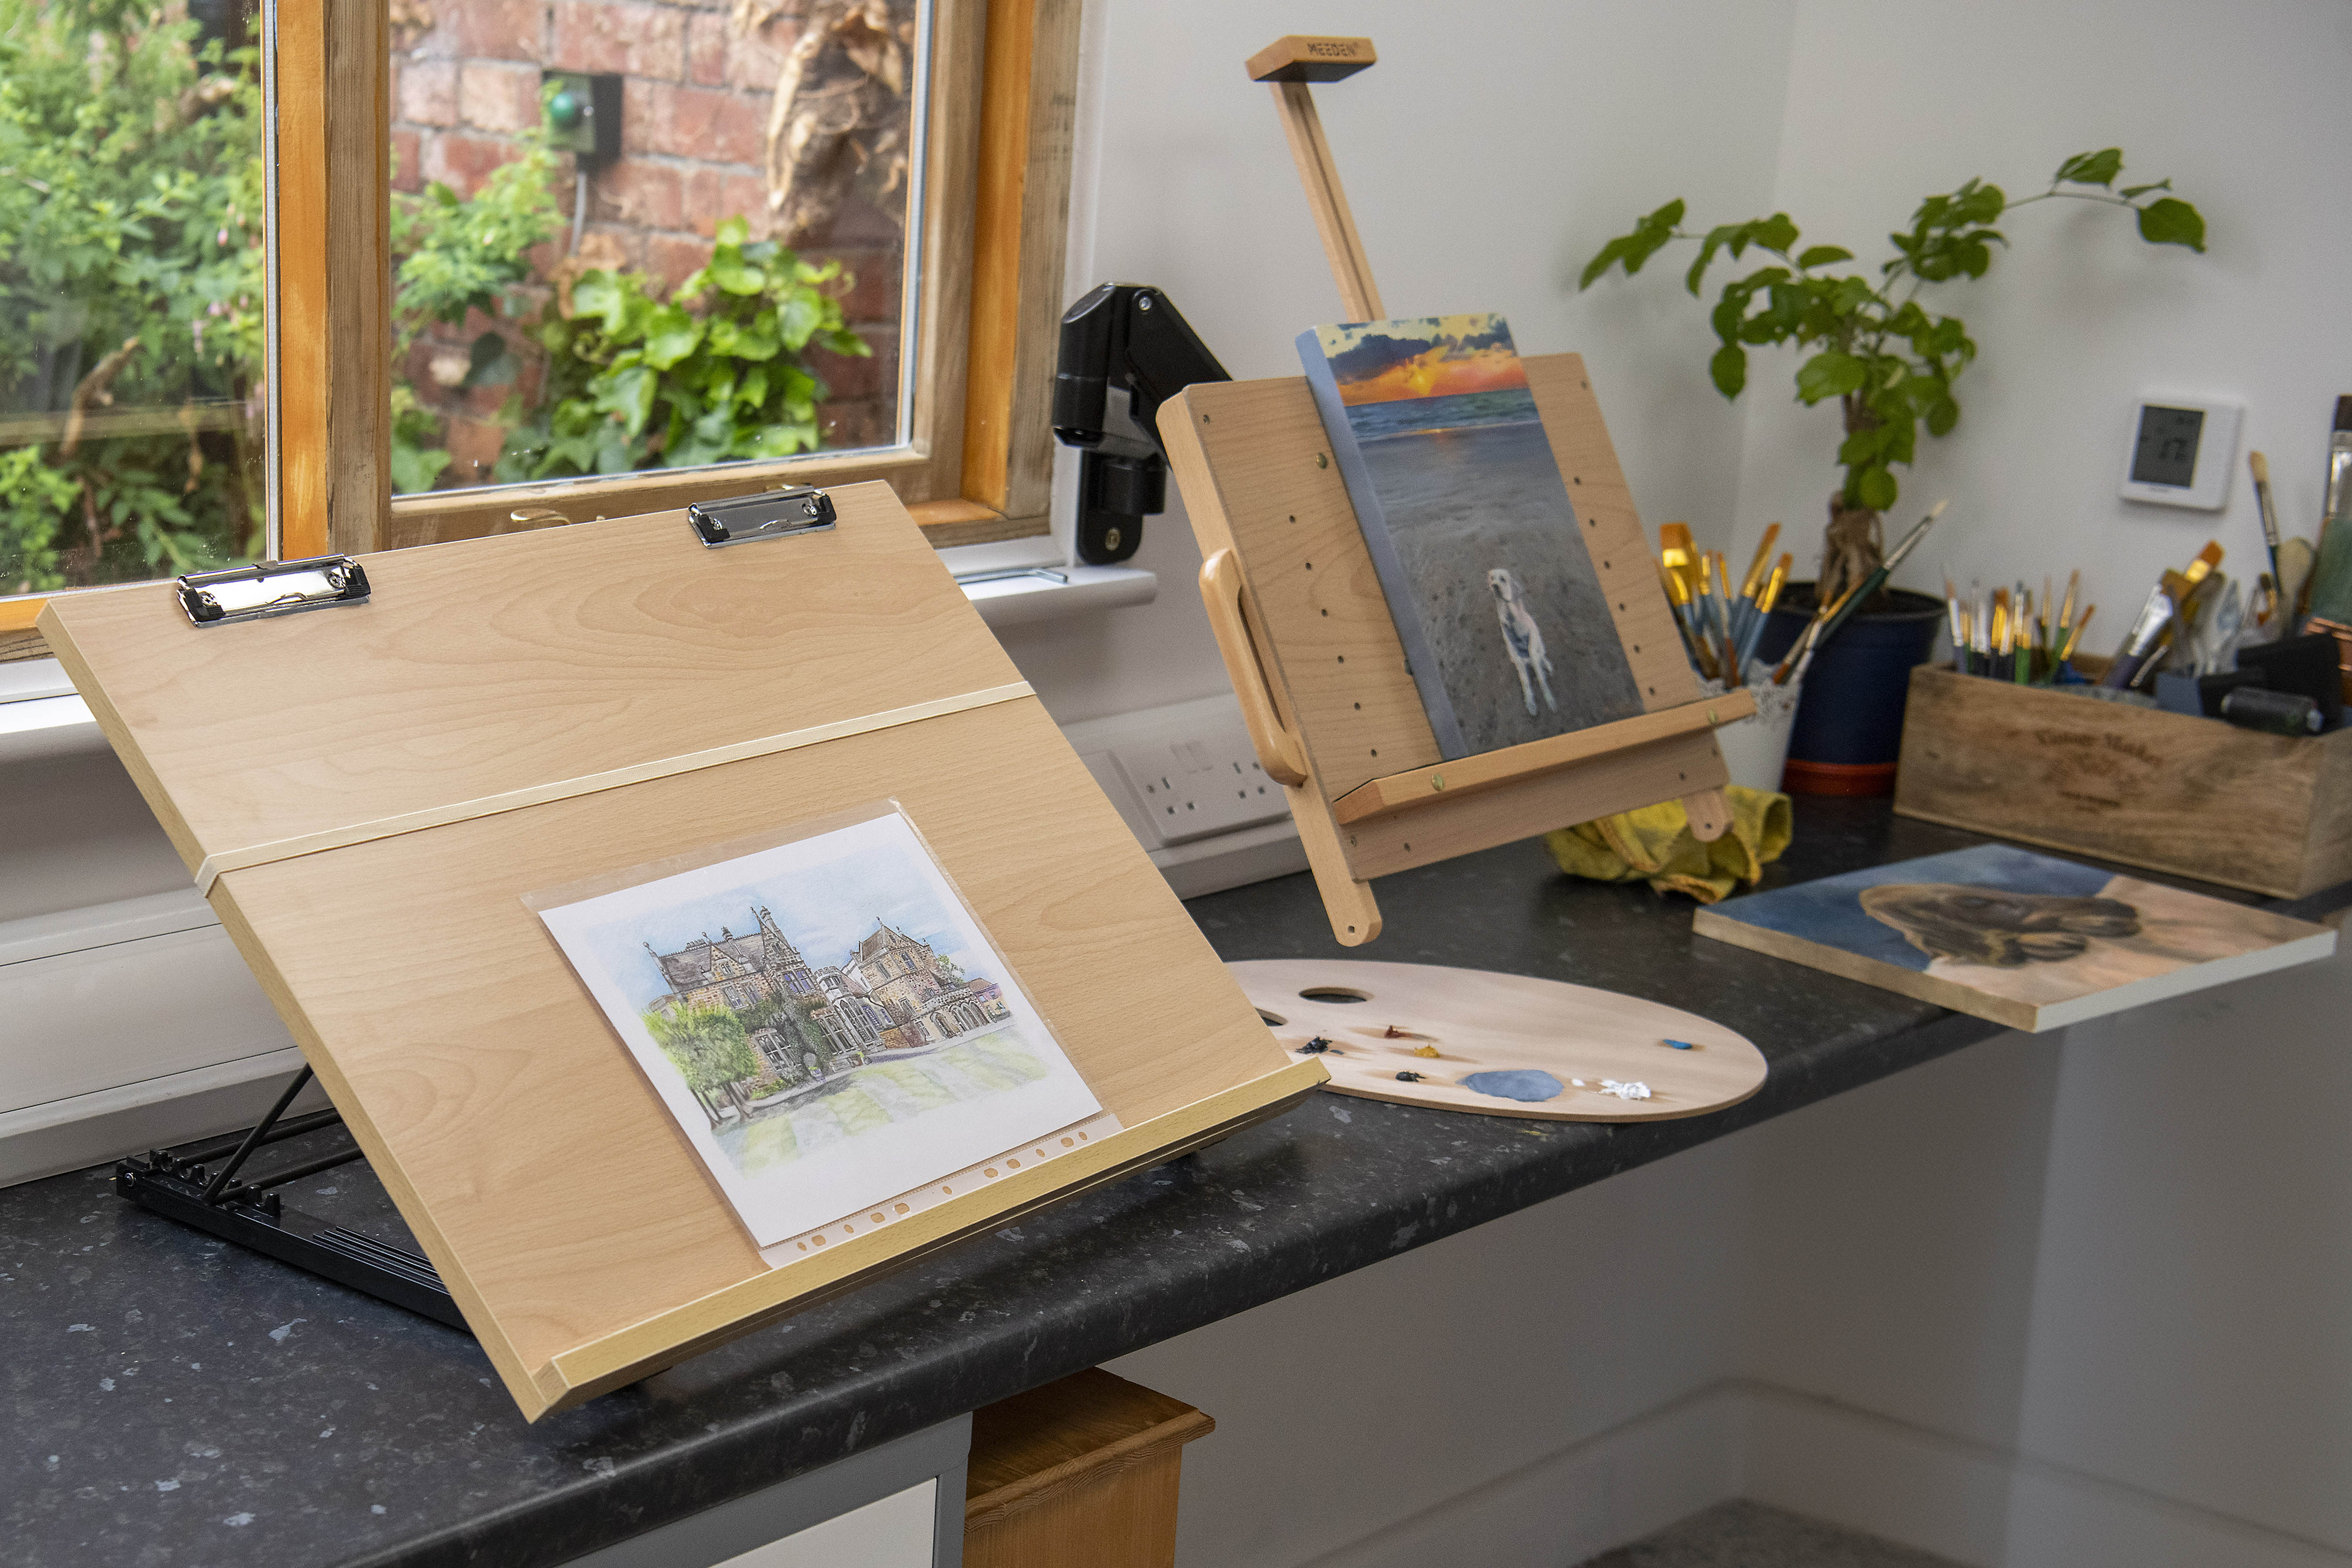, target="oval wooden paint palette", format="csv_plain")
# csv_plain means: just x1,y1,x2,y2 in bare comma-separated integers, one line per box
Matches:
1227,960,1766,1122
